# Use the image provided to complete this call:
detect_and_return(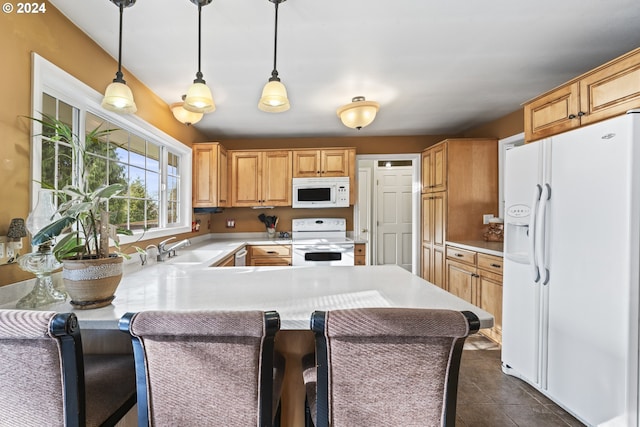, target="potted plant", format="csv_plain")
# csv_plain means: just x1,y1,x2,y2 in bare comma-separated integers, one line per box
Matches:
28,114,138,309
